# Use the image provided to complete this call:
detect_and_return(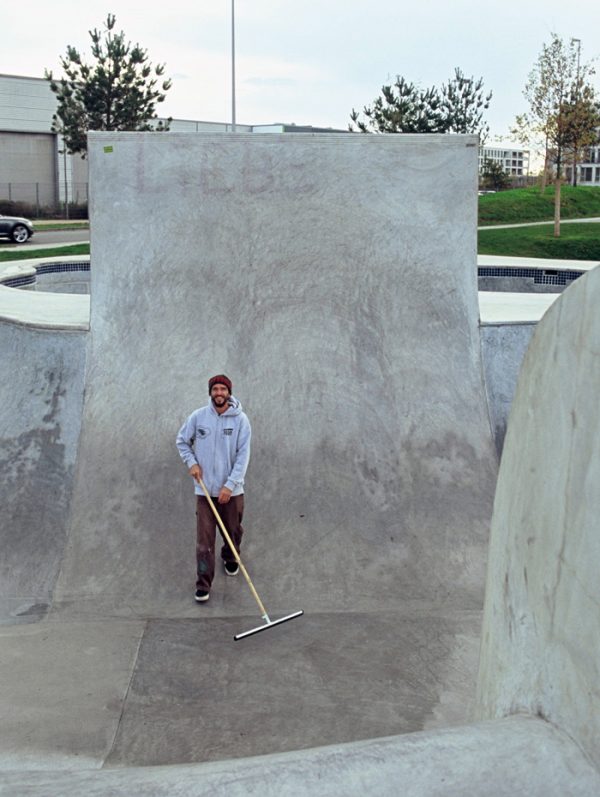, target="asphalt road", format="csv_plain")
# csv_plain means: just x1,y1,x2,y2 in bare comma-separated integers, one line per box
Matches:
26,229,90,246
0,228,90,248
